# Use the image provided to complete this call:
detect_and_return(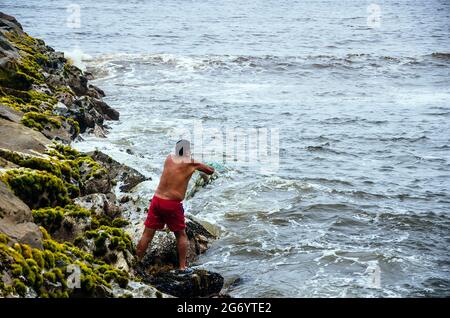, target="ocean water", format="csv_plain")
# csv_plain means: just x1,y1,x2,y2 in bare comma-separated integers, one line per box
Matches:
3,0,450,297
